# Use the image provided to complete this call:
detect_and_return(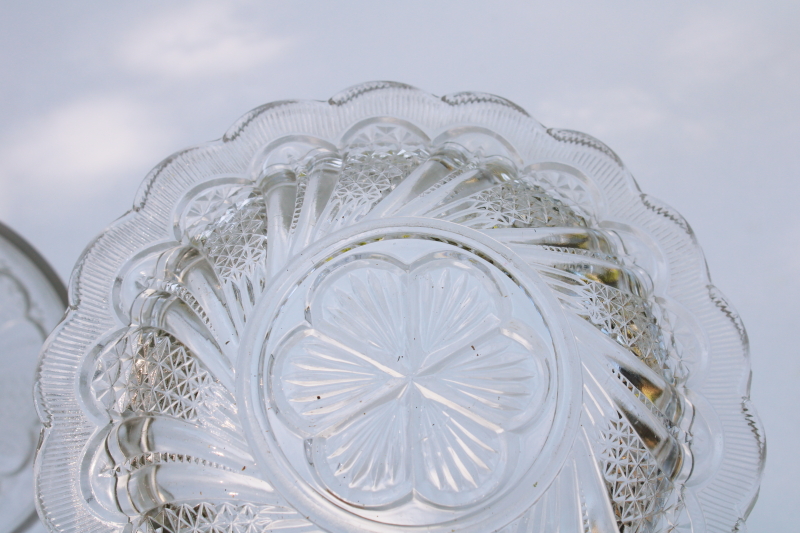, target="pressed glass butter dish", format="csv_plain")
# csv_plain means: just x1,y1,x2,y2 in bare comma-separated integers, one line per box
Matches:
0,222,66,533
35,82,763,533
